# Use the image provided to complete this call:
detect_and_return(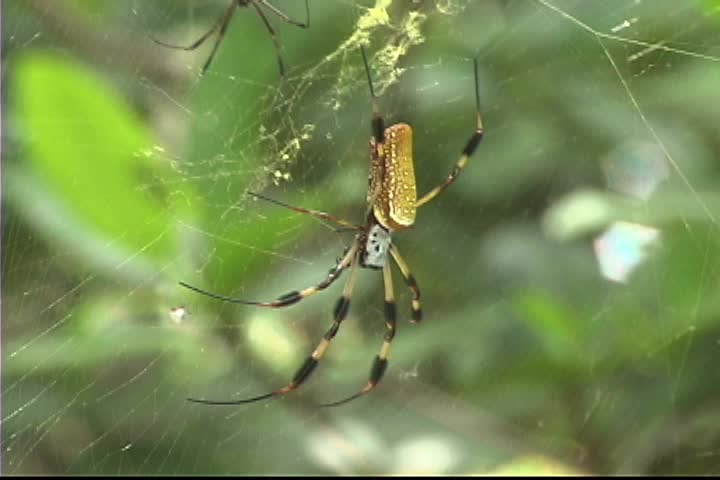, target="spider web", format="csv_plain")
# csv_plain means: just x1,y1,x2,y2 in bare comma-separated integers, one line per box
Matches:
4,0,720,475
